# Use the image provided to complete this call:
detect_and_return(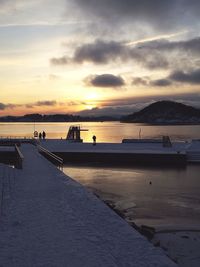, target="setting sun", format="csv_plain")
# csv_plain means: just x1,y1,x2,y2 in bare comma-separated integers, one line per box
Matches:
85,92,99,101
85,104,96,110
